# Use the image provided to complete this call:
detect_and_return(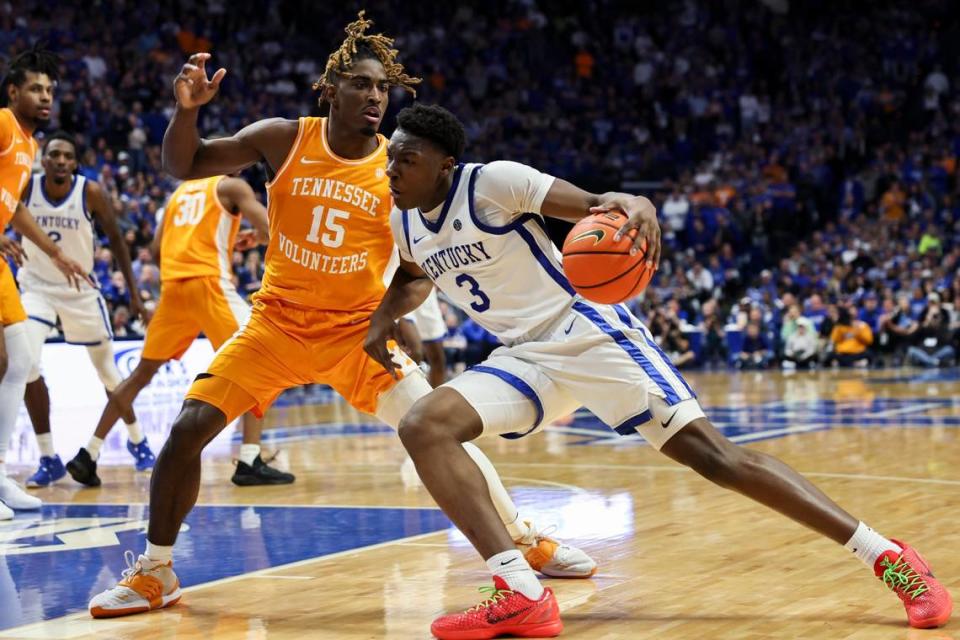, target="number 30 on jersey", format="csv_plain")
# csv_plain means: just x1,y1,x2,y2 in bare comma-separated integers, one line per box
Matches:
306,205,350,248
